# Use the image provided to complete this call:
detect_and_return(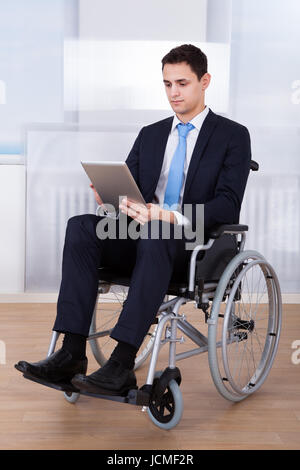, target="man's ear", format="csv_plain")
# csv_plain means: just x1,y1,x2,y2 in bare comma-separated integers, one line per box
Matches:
201,73,211,91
